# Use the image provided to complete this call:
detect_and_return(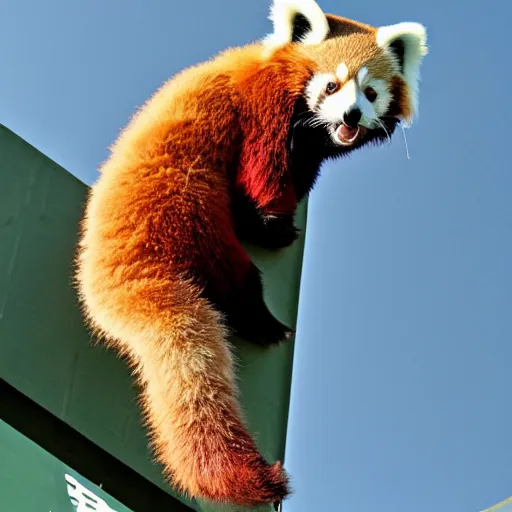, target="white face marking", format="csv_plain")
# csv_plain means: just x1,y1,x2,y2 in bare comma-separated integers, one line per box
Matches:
320,79,358,124
357,67,368,85
366,79,392,120
356,71,393,121
336,63,349,82
304,72,335,110
305,64,395,146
